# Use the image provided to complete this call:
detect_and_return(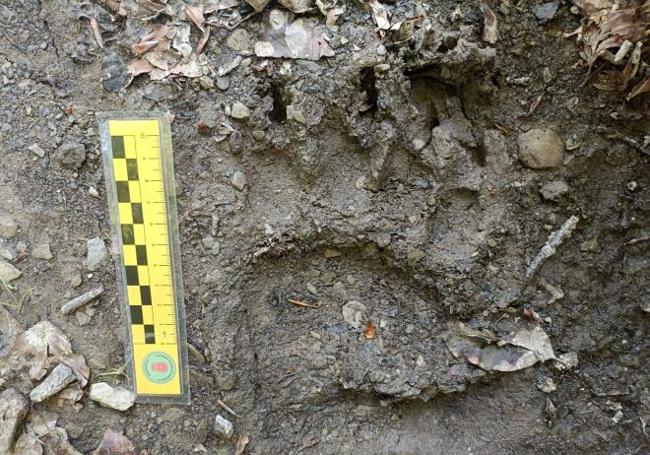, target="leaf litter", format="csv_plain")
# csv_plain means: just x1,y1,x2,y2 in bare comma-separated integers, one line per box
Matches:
444,321,556,373
568,0,650,98
254,9,334,60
